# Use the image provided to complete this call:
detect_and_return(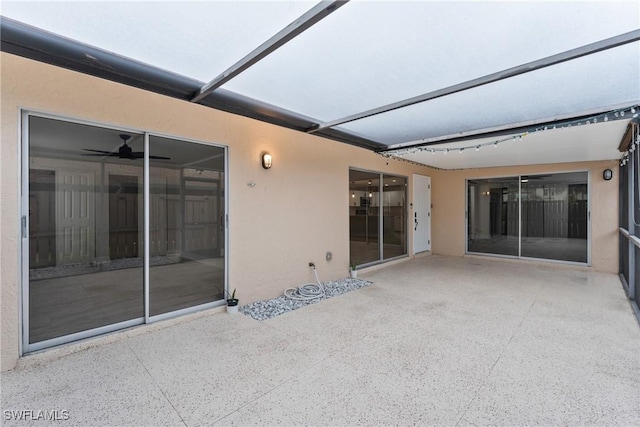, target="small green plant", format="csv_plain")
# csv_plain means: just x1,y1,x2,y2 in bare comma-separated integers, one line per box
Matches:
350,261,357,271
226,288,239,312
